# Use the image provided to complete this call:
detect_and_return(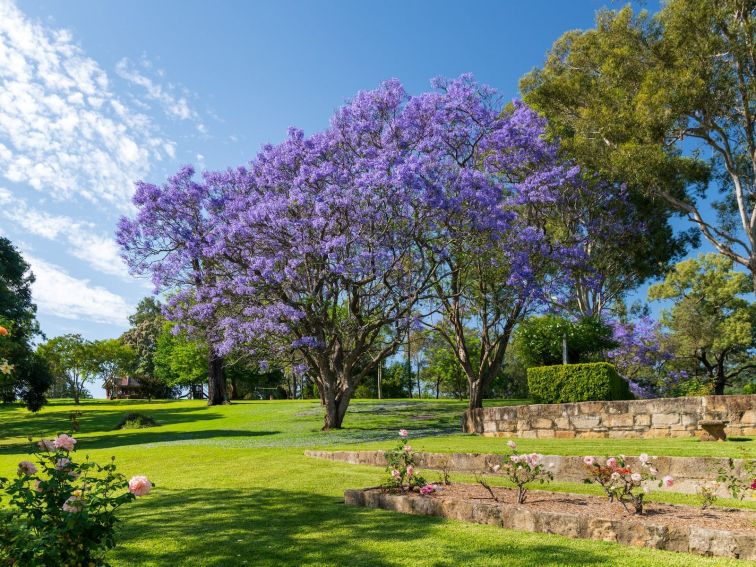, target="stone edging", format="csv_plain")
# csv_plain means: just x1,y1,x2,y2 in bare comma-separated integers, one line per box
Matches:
306,450,749,497
344,488,756,561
